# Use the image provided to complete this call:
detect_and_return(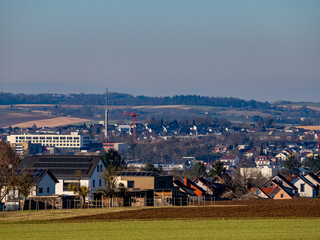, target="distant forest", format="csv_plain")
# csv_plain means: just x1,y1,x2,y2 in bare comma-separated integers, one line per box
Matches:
0,92,270,109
